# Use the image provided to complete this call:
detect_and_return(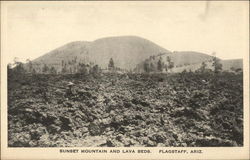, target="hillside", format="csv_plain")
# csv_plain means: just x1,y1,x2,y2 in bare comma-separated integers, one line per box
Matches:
31,36,170,72
221,59,243,71
169,51,213,66
134,51,214,72
135,51,243,73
